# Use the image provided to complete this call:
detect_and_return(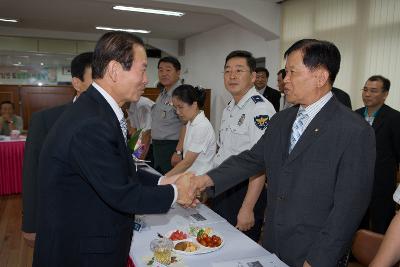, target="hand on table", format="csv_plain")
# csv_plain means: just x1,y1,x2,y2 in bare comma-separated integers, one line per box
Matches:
236,206,255,232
